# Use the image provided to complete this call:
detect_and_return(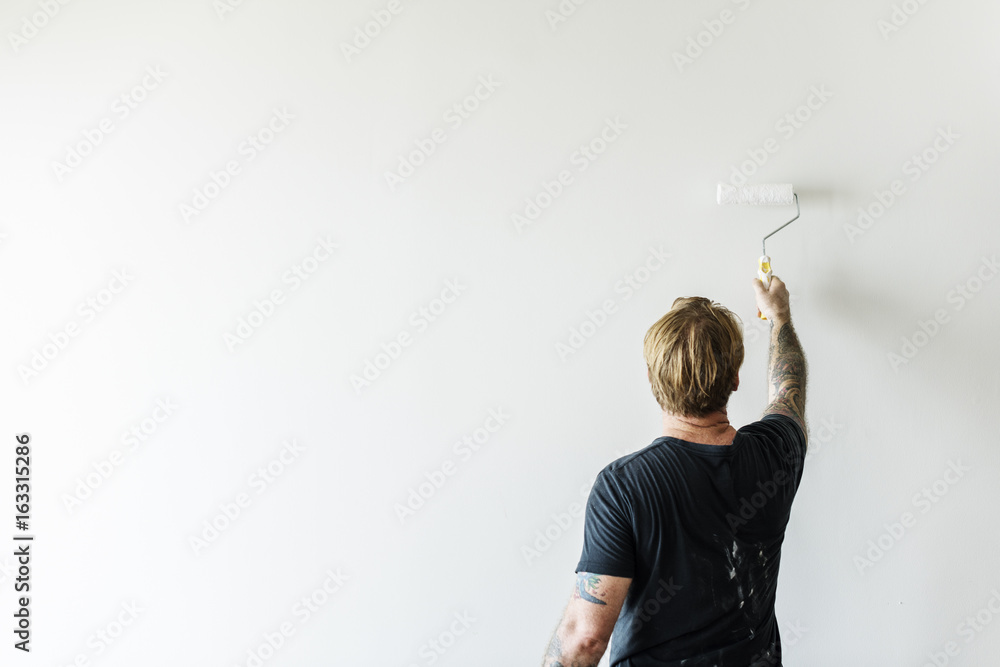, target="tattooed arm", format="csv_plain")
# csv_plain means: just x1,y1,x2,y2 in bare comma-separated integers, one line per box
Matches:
541,572,631,667
753,275,807,442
